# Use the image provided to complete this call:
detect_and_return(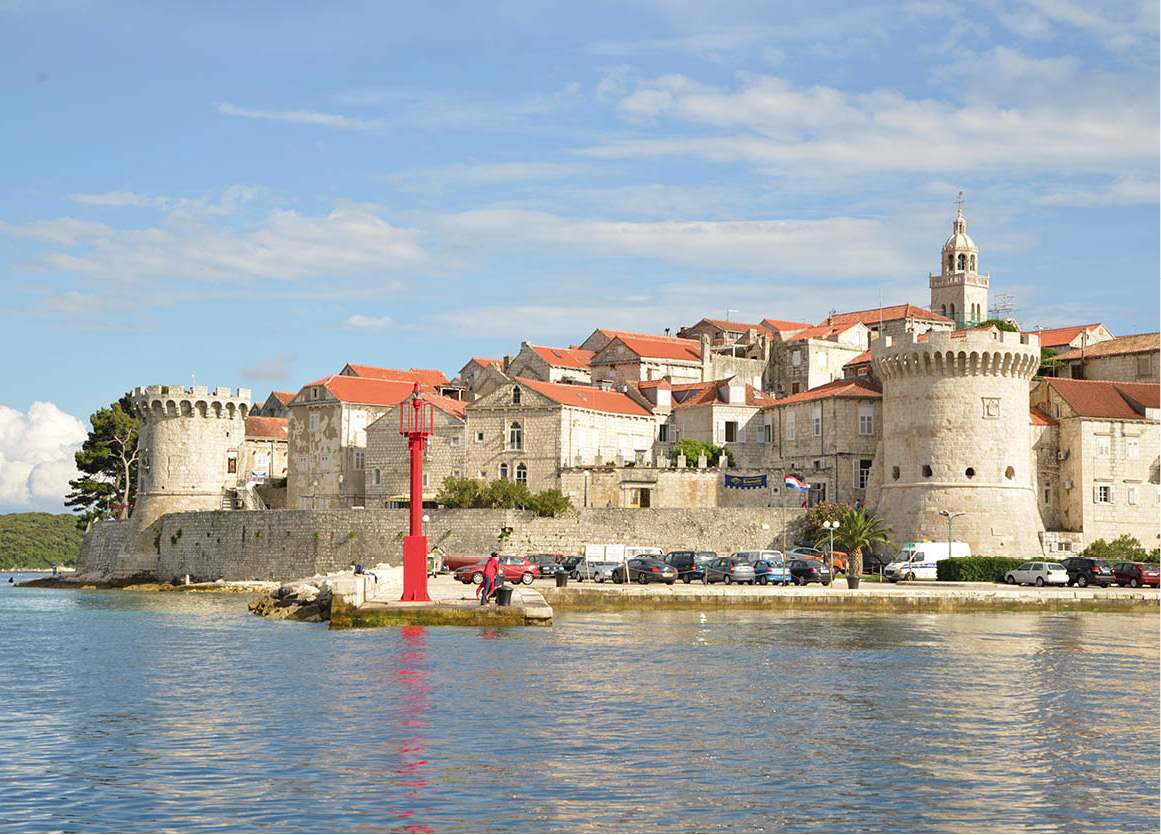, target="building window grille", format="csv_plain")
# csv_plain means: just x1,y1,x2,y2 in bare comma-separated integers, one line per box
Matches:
1127,486,1139,506
812,405,822,437
508,422,523,450
475,431,484,443
309,413,320,432
515,463,528,485
857,459,872,489
1096,485,1111,503
658,424,671,443
858,405,873,435
297,455,307,471
353,451,365,470
762,424,773,443
499,463,509,480
320,454,330,471
1127,438,1140,459
1098,437,1111,457
725,421,738,443
786,413,796,440
372,469,381,486
512,386,522,405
